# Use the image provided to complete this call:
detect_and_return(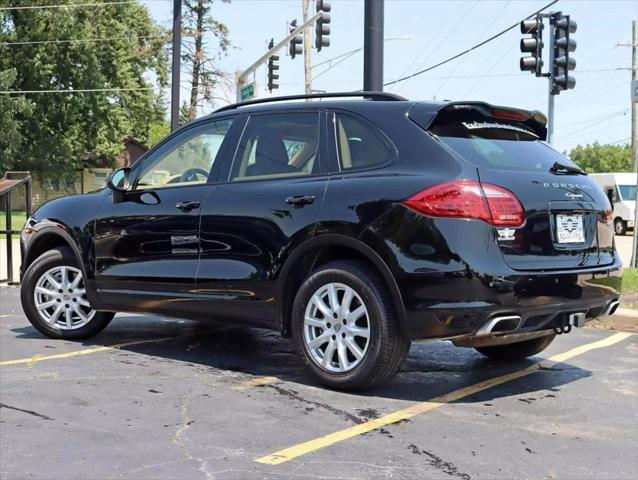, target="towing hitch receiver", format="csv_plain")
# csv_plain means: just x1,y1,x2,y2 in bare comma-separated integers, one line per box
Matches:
554,312,586,335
